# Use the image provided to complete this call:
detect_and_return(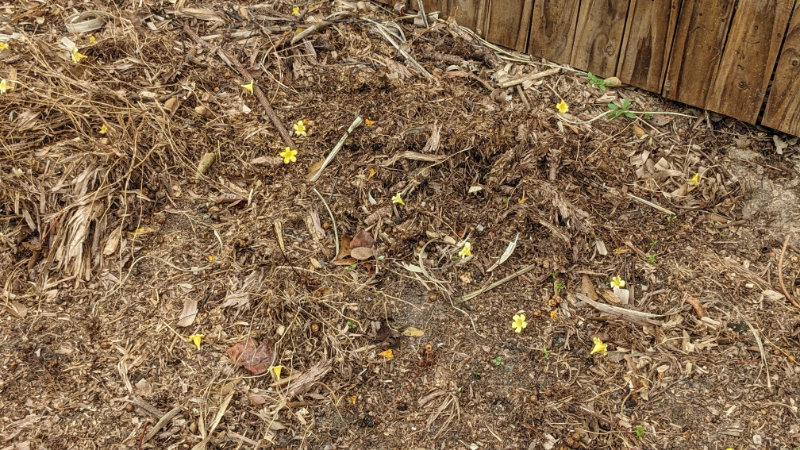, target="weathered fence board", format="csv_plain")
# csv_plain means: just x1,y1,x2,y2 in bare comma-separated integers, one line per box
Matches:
616,0,680,92
661,0,735,107
570,0,630,78
528,0,581,65
484,0,532,52
446,0,486,33
705,0,794,123
762,1,800,135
